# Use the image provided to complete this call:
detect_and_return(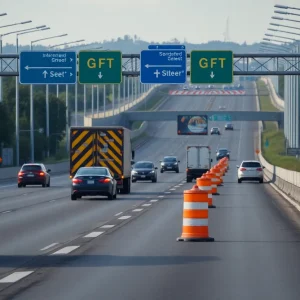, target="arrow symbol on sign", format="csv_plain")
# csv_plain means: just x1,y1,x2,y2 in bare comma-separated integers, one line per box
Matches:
70,58,73,62
145,64,181,68
70,73,73,76
43,70,48,78
210,71,215,78
25,65,72,70
98,72,103,79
